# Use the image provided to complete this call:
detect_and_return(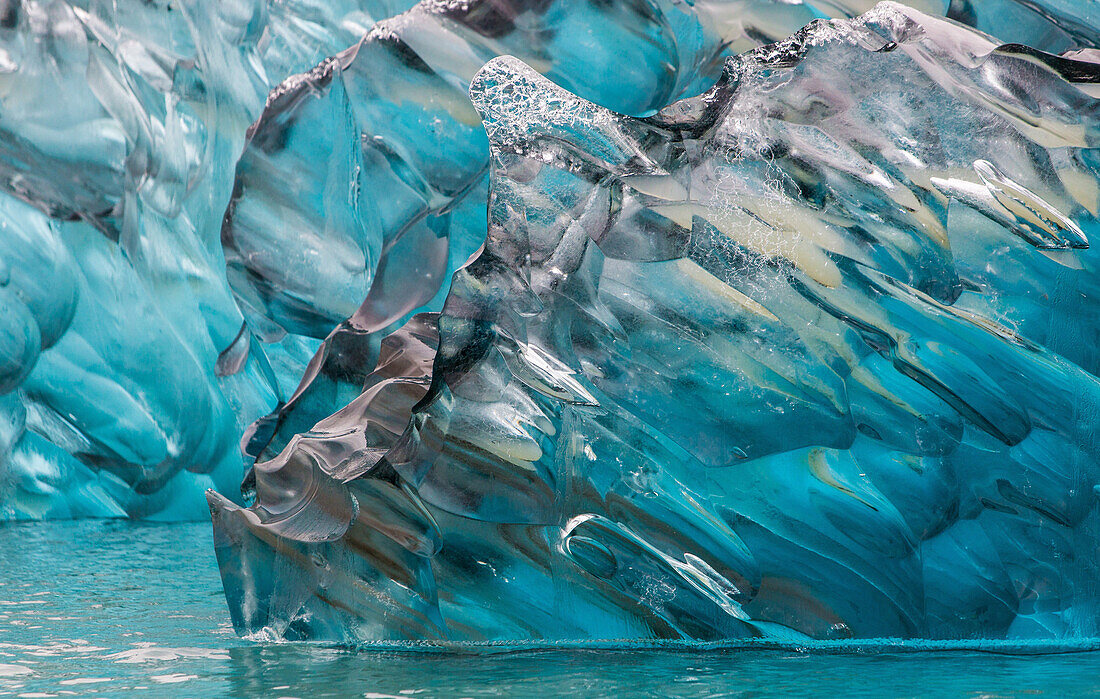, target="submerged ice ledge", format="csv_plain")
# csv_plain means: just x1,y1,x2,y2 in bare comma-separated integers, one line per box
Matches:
210,3,1100,643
